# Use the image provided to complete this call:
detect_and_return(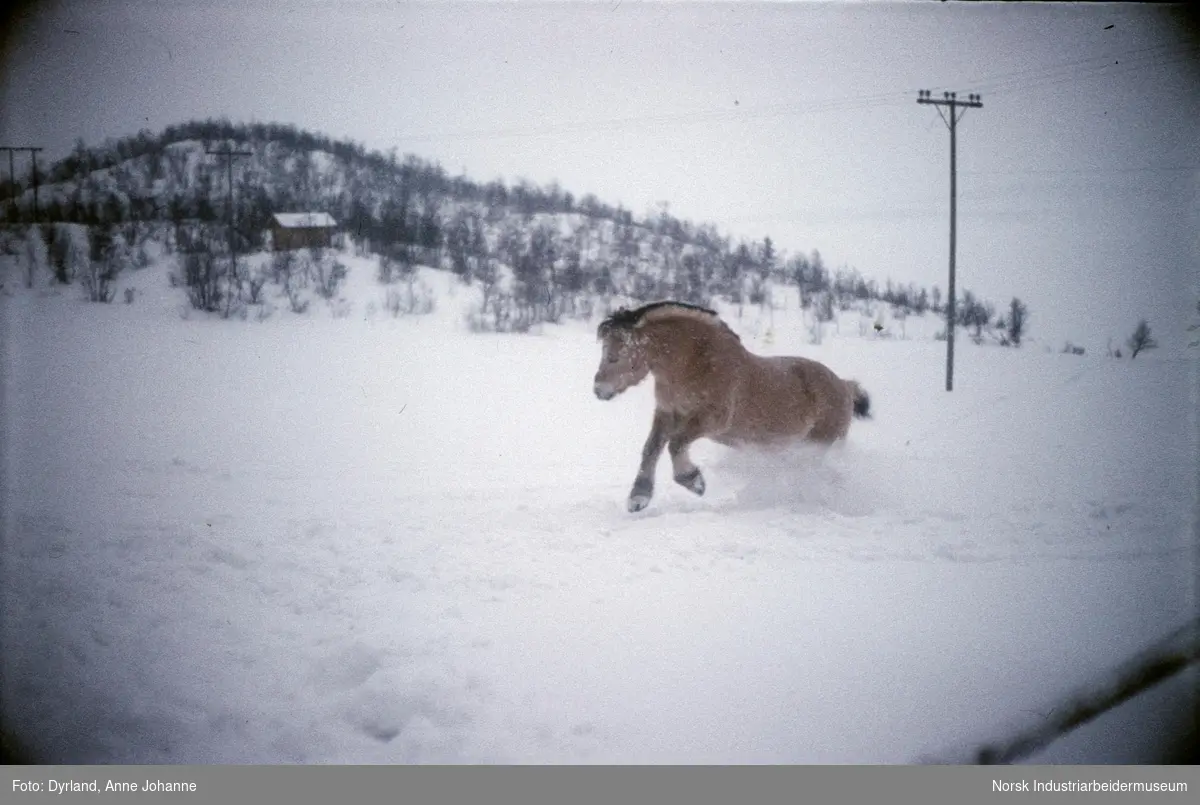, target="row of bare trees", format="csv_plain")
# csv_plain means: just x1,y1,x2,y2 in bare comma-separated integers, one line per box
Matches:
13,121,1012,330
10,119,1032,338
1,222,151,302
172,222,347,318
